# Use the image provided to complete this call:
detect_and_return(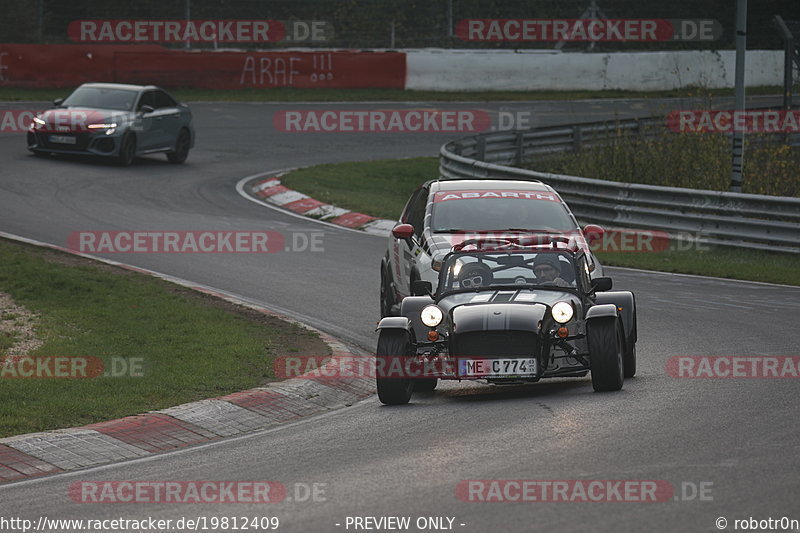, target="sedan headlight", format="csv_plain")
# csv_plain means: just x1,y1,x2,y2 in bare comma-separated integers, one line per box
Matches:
420,305,443,327
88,122,117,135
551,301,574,324
30,116,45,129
